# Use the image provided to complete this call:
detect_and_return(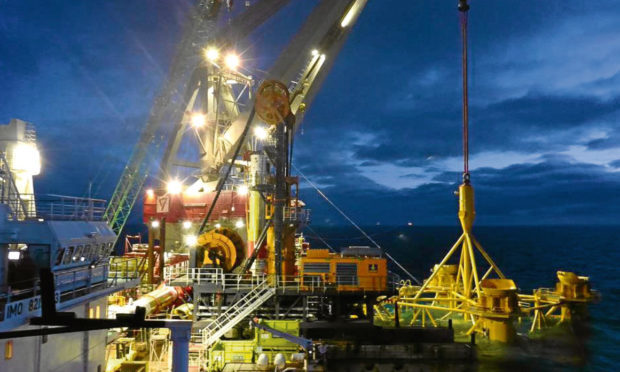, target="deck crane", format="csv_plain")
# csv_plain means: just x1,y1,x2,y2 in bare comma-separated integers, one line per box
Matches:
107,0,382,288
108,0,429,294
155,0,368,189
104,0,293,240
104,0,367,254
137,0,369,278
